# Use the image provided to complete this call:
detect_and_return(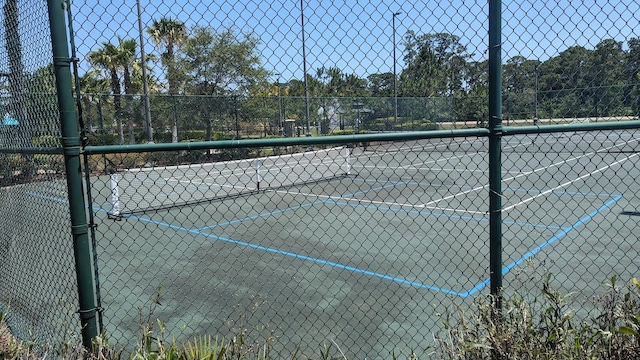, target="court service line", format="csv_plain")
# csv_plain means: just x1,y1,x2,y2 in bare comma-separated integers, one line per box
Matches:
161,151,344,191
270,181,425,211
327,198,562,229
142,150,344,181
364,137,481,156
273,189,427,210
353,136,522,173
347,137,533,206
201,181,404,229
126,147,344,172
